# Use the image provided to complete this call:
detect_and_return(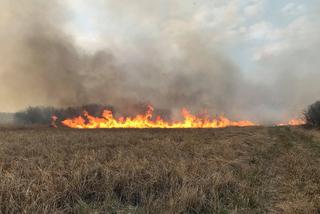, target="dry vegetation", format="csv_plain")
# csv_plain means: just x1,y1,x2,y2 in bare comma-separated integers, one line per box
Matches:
0,126,319,213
